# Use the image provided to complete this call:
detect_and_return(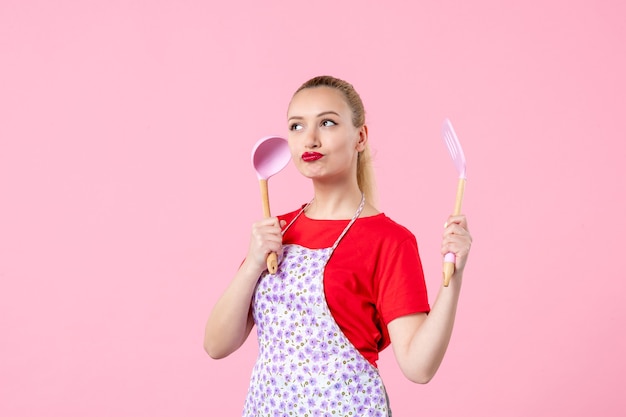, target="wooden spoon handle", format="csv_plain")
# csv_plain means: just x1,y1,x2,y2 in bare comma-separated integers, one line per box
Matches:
259,179,278,274
443,177,465,286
